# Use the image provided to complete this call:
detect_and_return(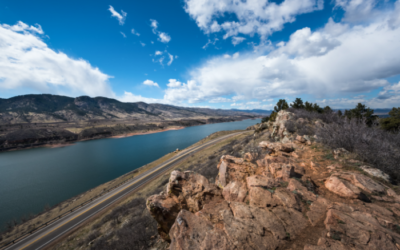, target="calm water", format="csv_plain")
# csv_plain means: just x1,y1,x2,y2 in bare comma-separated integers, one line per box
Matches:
0,119,260,230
